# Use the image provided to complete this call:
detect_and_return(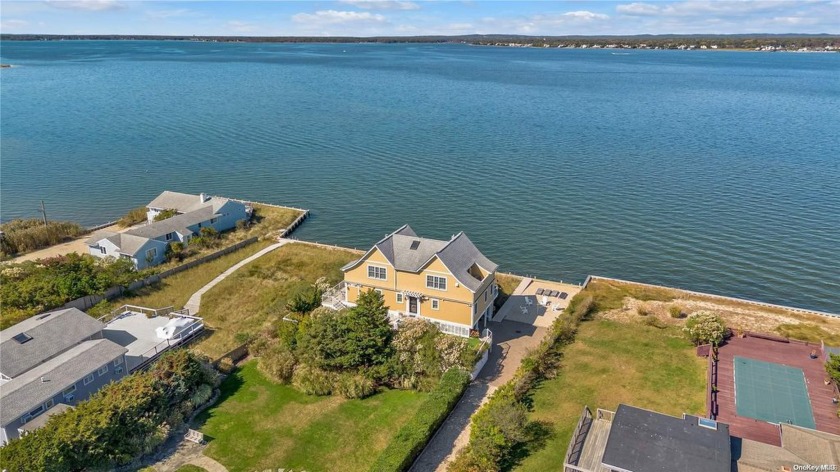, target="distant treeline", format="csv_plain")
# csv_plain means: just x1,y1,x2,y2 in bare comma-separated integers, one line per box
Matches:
2,33,839,49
